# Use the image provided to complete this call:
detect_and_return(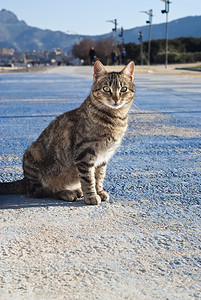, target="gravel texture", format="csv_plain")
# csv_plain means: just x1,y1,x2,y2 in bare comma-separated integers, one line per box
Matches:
0,67,201,300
